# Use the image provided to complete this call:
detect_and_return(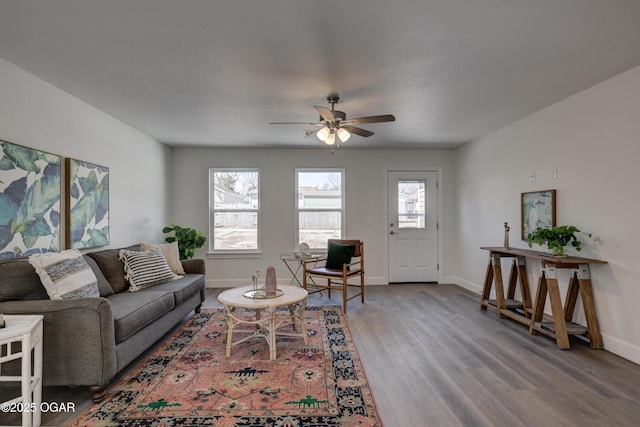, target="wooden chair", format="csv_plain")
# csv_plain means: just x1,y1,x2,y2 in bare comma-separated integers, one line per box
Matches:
302,239,364,313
